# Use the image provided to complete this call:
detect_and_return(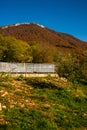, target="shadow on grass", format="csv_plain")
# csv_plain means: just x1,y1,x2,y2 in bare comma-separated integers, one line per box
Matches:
26,77,63,90
0,124,7,130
